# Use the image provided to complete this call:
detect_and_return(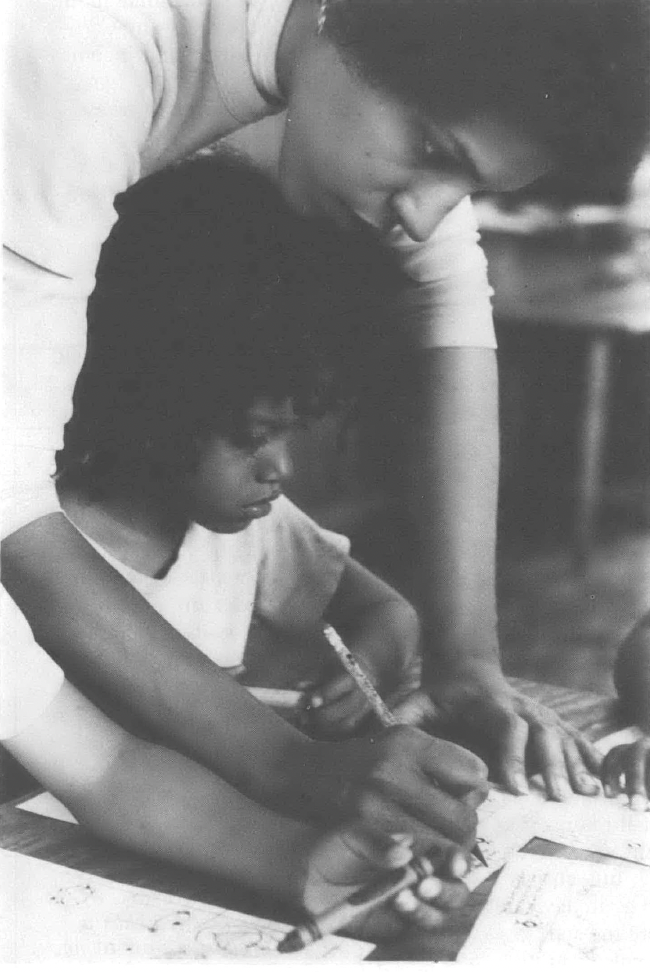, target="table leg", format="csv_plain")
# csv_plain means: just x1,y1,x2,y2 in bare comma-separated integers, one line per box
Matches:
575,334,612,572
